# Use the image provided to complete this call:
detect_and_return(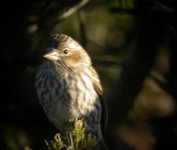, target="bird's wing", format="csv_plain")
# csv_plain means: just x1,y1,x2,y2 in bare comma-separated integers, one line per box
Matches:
90,67,108,132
